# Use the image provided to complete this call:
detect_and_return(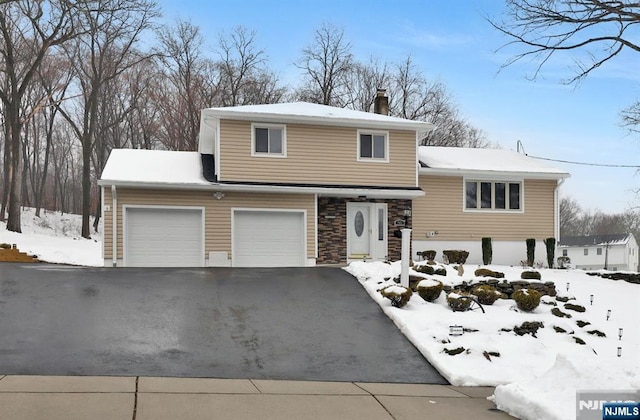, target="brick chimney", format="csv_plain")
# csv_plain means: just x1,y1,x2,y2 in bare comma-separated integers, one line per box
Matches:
373,89,389,116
